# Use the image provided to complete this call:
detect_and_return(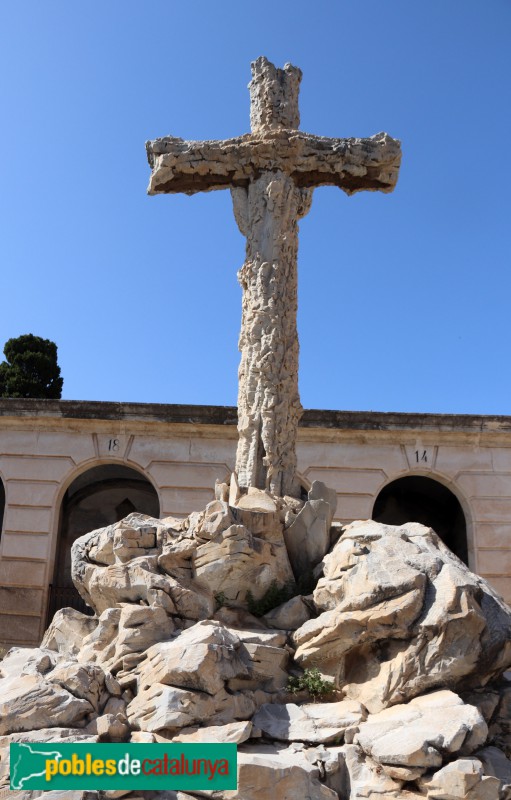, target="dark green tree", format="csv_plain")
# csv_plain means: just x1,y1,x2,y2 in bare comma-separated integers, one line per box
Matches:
0,334,63,399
